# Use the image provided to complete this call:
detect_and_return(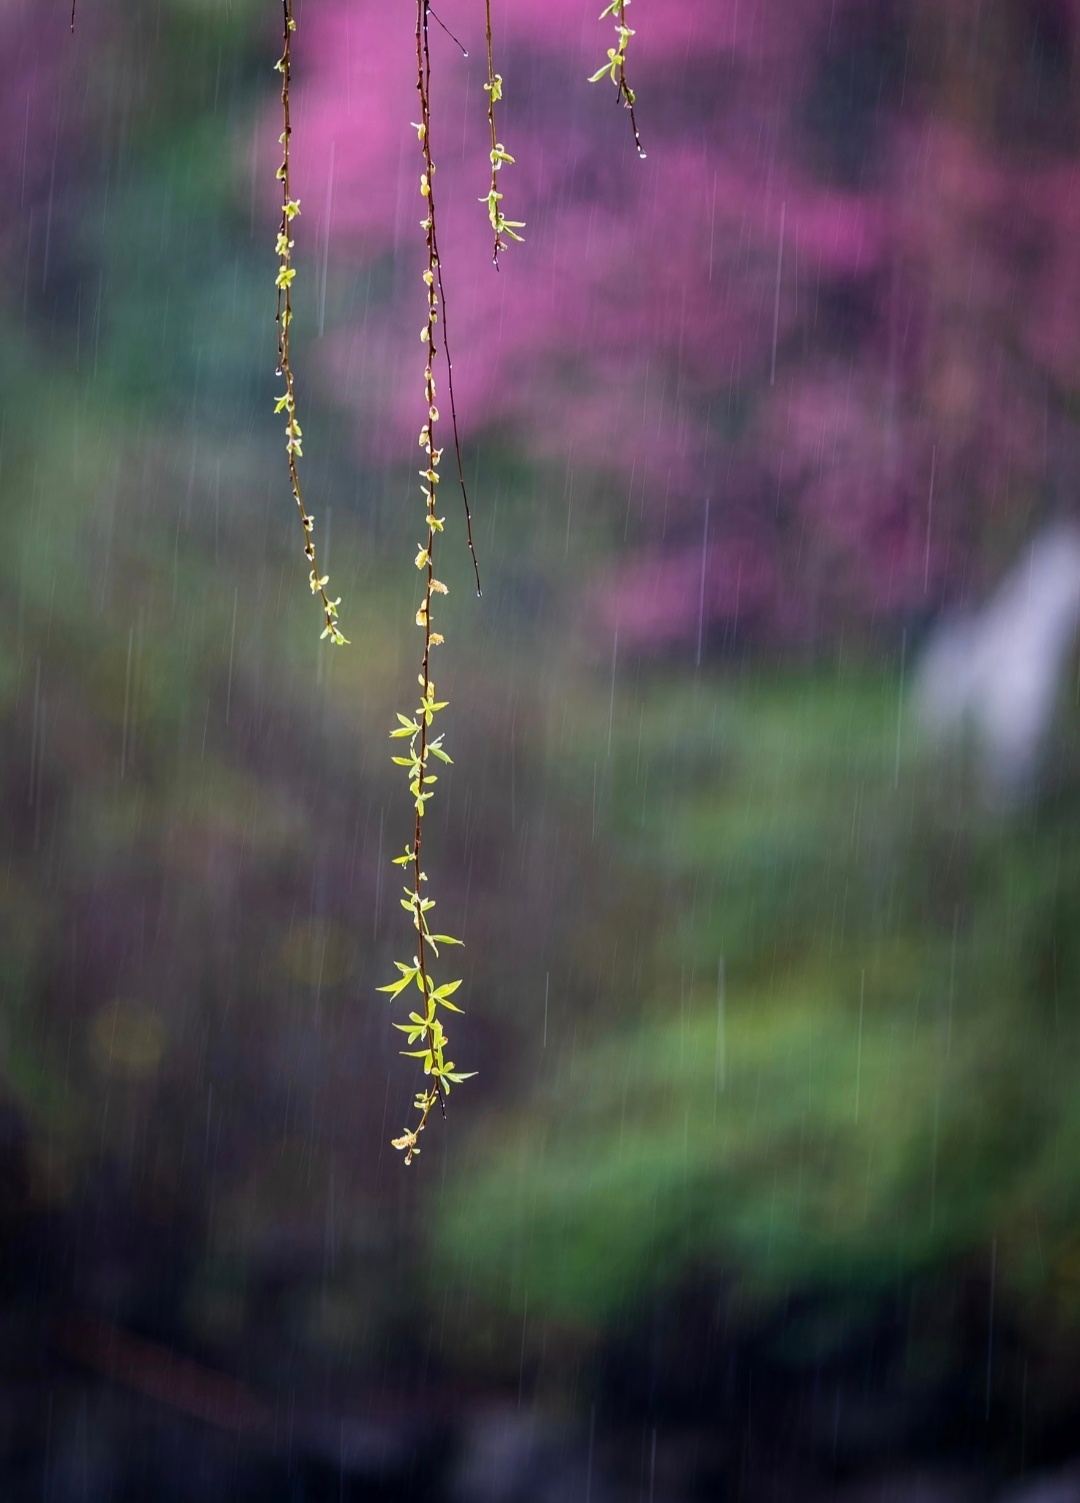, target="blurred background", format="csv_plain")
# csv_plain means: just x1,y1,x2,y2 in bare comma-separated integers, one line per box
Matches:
4,0,1080,1497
